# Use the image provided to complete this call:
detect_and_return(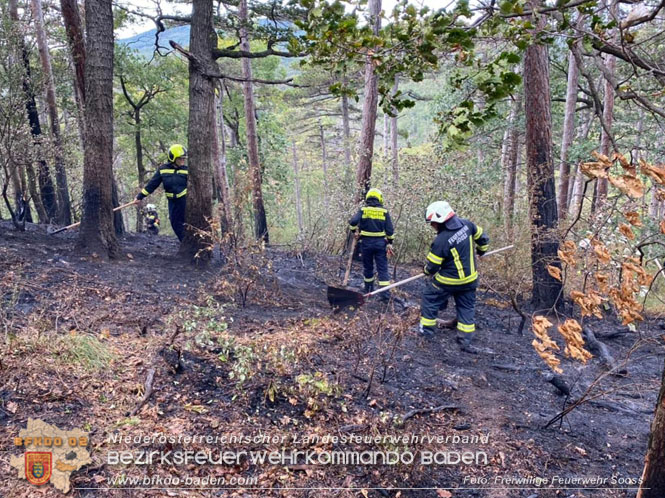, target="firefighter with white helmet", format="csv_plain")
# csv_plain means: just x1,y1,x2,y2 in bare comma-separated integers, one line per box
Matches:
420,201,490,350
